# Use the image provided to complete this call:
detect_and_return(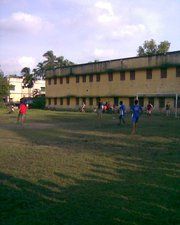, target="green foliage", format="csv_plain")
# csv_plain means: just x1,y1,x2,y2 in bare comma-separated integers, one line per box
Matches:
0,71,10,102
30,95,46,109
137,39,171,56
